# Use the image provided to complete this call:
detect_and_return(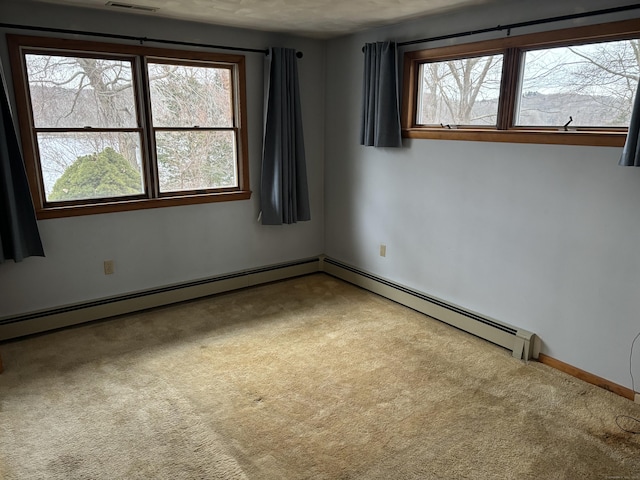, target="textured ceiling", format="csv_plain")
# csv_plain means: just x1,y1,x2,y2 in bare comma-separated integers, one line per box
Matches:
32,0,493,38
